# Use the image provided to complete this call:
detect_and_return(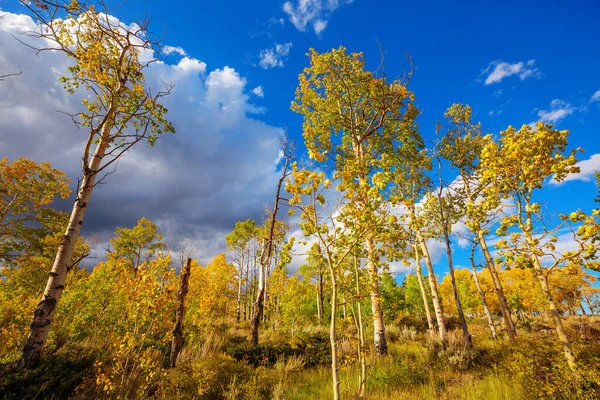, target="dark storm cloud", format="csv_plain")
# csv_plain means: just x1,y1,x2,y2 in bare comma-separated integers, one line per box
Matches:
0,11,283,265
